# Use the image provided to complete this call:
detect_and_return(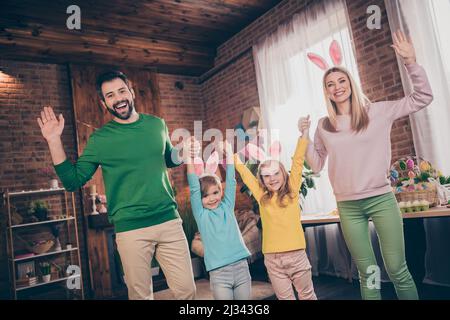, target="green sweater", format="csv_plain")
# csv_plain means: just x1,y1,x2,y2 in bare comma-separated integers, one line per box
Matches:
54,114,181,233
